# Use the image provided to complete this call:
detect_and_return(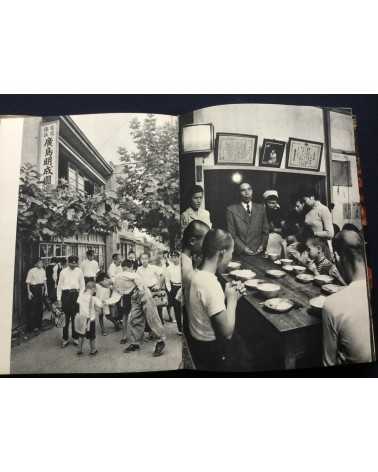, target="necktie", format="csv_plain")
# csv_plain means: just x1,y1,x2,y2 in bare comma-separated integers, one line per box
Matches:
246,203,251,215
